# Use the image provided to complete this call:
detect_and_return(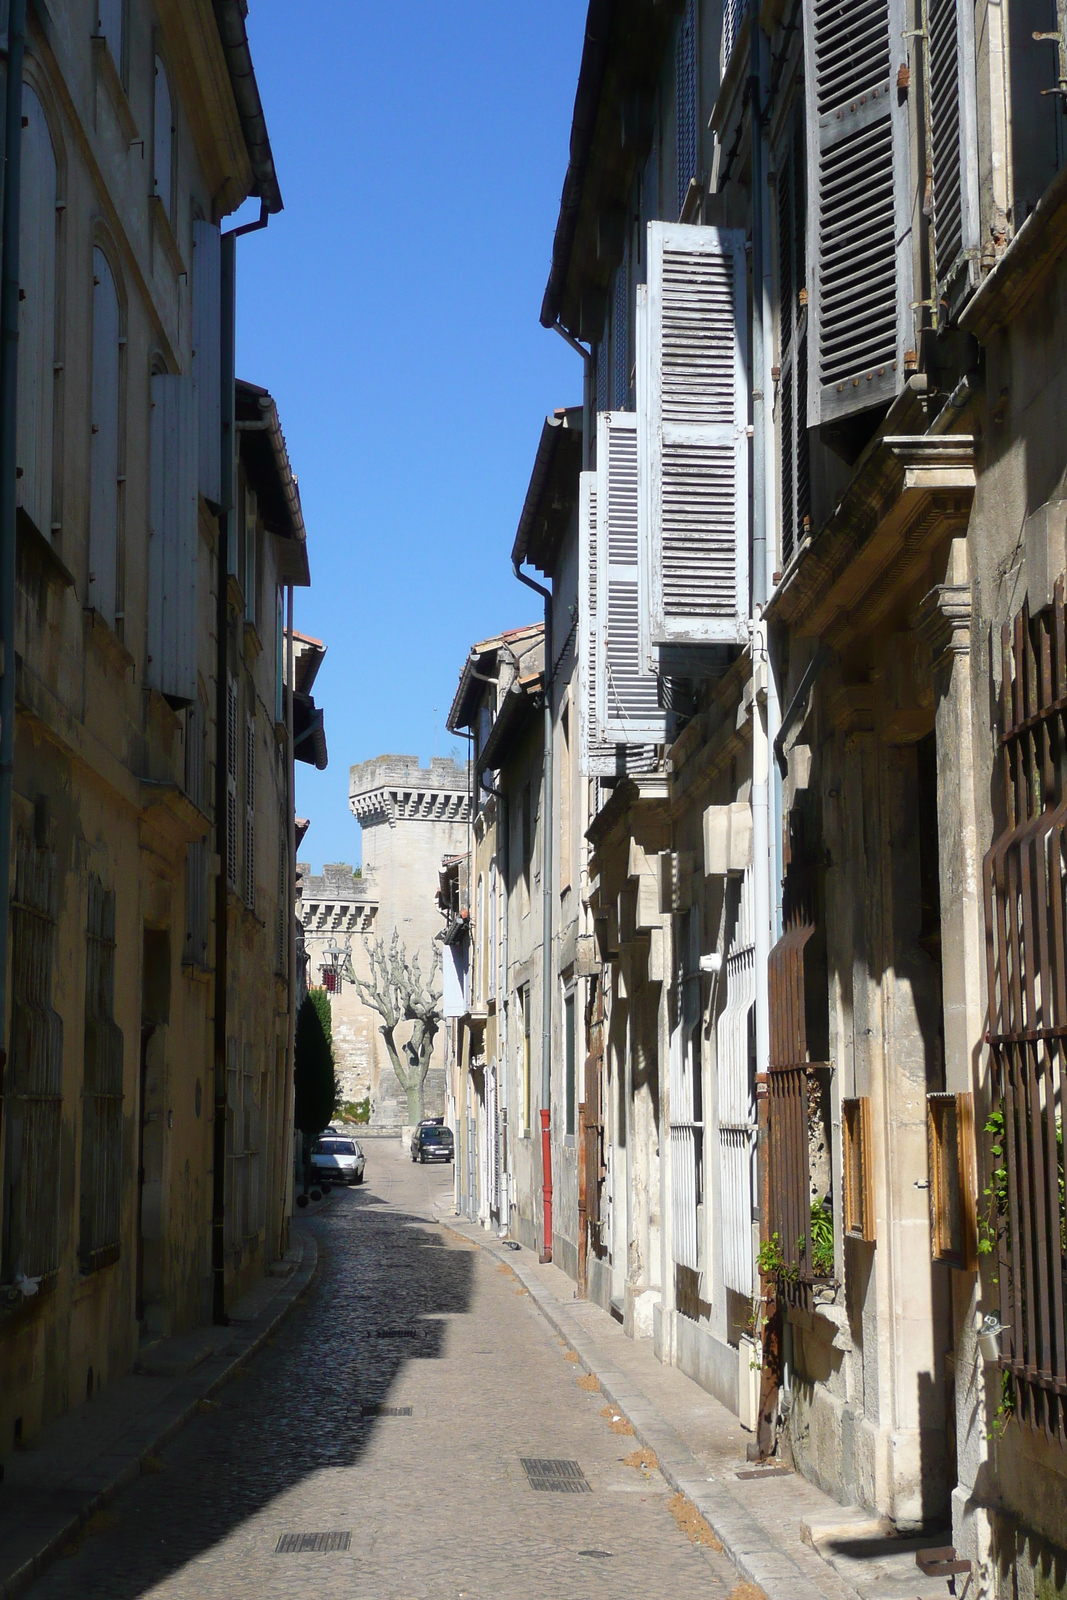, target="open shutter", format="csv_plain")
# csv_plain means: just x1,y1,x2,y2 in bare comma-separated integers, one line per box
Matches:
17,86,56,542
88,248,120,624
192,219,222,506
804,0,913,425
597,411,667,744
928,0,979,315
148,374,198,704
777,115,812,570
580,472,619,776
646,223,747,646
